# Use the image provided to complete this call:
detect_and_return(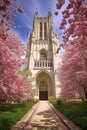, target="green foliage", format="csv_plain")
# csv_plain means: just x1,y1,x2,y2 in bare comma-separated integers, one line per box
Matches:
50,99,87,130
18,68,32,77
18,68,35,83
0,100,38,130
56,99,62,105
29,77,35,82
